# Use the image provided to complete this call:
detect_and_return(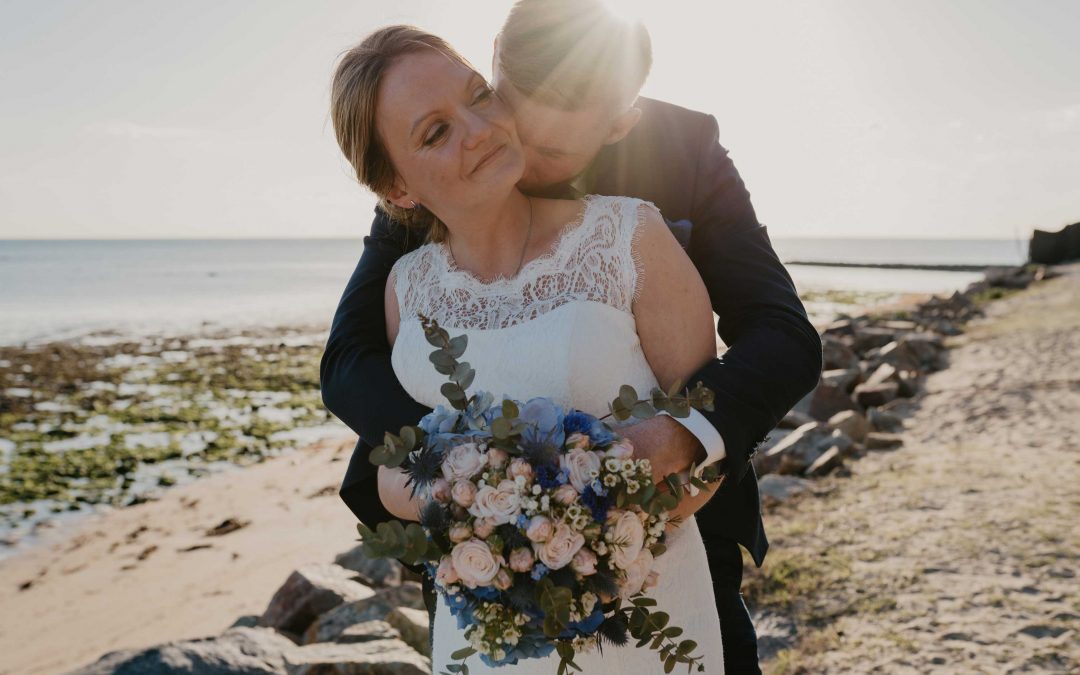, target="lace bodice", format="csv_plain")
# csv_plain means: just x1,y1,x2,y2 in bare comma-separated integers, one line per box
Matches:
391,194,645,331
